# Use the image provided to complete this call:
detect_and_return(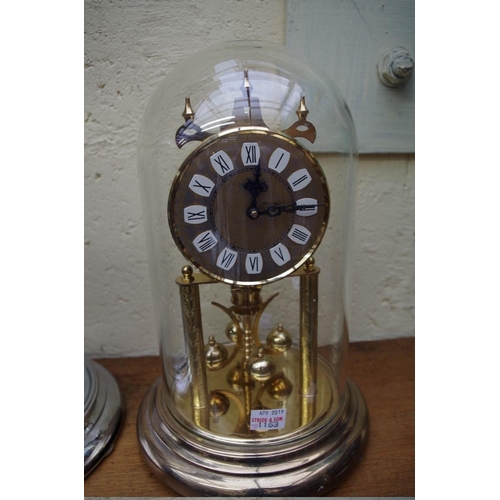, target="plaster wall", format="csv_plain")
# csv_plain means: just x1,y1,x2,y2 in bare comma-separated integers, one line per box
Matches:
84,0,414,357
